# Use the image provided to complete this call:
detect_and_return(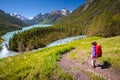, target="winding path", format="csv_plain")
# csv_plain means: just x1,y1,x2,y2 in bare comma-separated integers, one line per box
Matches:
58,49,120,80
